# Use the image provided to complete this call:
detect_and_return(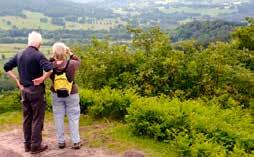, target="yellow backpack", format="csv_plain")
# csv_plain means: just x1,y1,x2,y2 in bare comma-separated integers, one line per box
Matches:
53,60,73,97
